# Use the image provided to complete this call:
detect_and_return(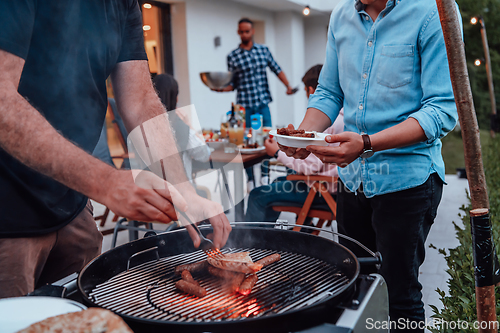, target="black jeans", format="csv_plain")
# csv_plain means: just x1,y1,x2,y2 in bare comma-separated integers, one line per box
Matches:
337,173,443,332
